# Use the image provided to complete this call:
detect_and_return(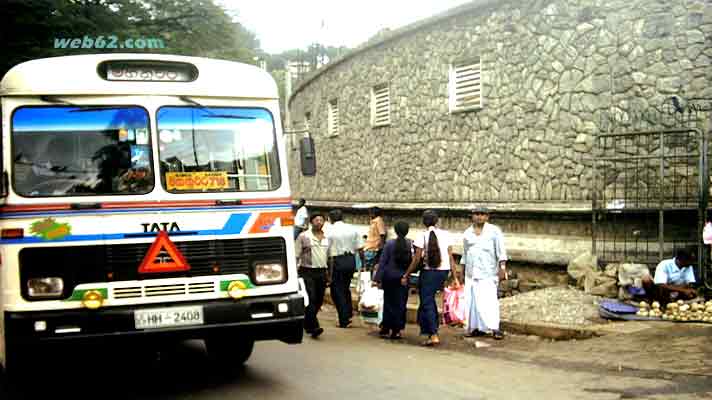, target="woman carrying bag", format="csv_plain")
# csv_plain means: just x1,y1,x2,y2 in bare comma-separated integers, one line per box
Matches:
373,221,412,339
400,210,459,346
